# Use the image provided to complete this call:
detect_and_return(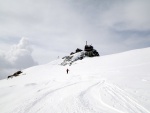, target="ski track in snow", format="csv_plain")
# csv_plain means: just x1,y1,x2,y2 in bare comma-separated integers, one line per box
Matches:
100,83,150,113
6,78,150,113
79,80,150,113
